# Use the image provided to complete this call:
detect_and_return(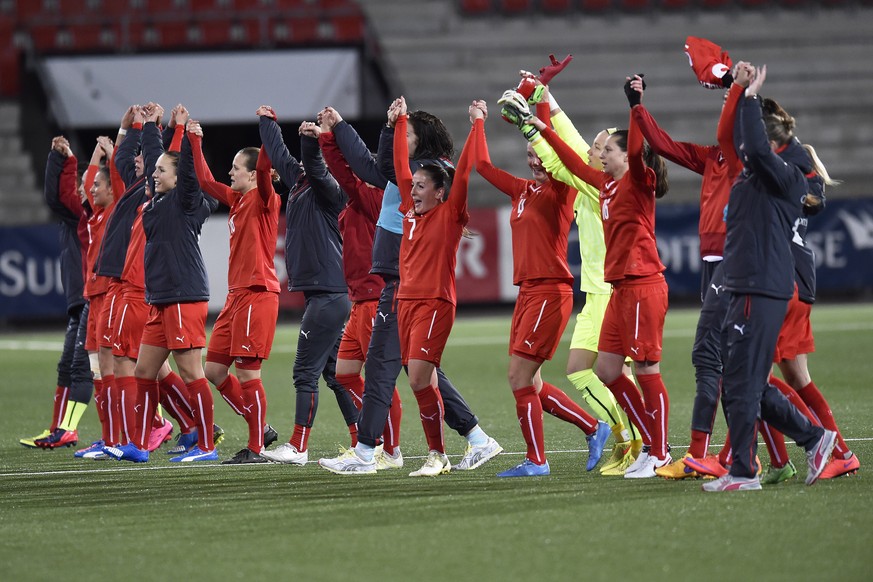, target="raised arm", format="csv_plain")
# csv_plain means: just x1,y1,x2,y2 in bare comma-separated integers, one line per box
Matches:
539,126,606,191
299,121,346,209
44,138,81,221
719,63,751,178
473,103,528,198
393,107,414,214
257,106,303,190
377,100,401,183
141,106,165,196
255,145,276,206
449,107,480,219
626,110,648,187
114,106,143,188
177,133,204,214
187,120,234,207
322,106,388,189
